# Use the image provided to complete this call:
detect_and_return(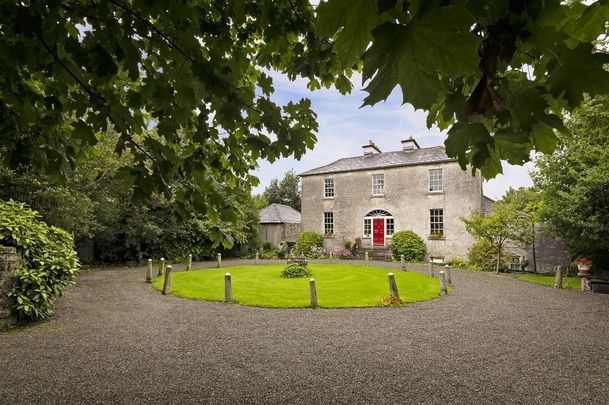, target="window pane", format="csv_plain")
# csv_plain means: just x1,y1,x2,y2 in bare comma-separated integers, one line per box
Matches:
429,169,443,192
324,212,334,234
363,218,371,237
430,209,444,235
372,174,384,195
386,218,394,235
324,178,334,198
